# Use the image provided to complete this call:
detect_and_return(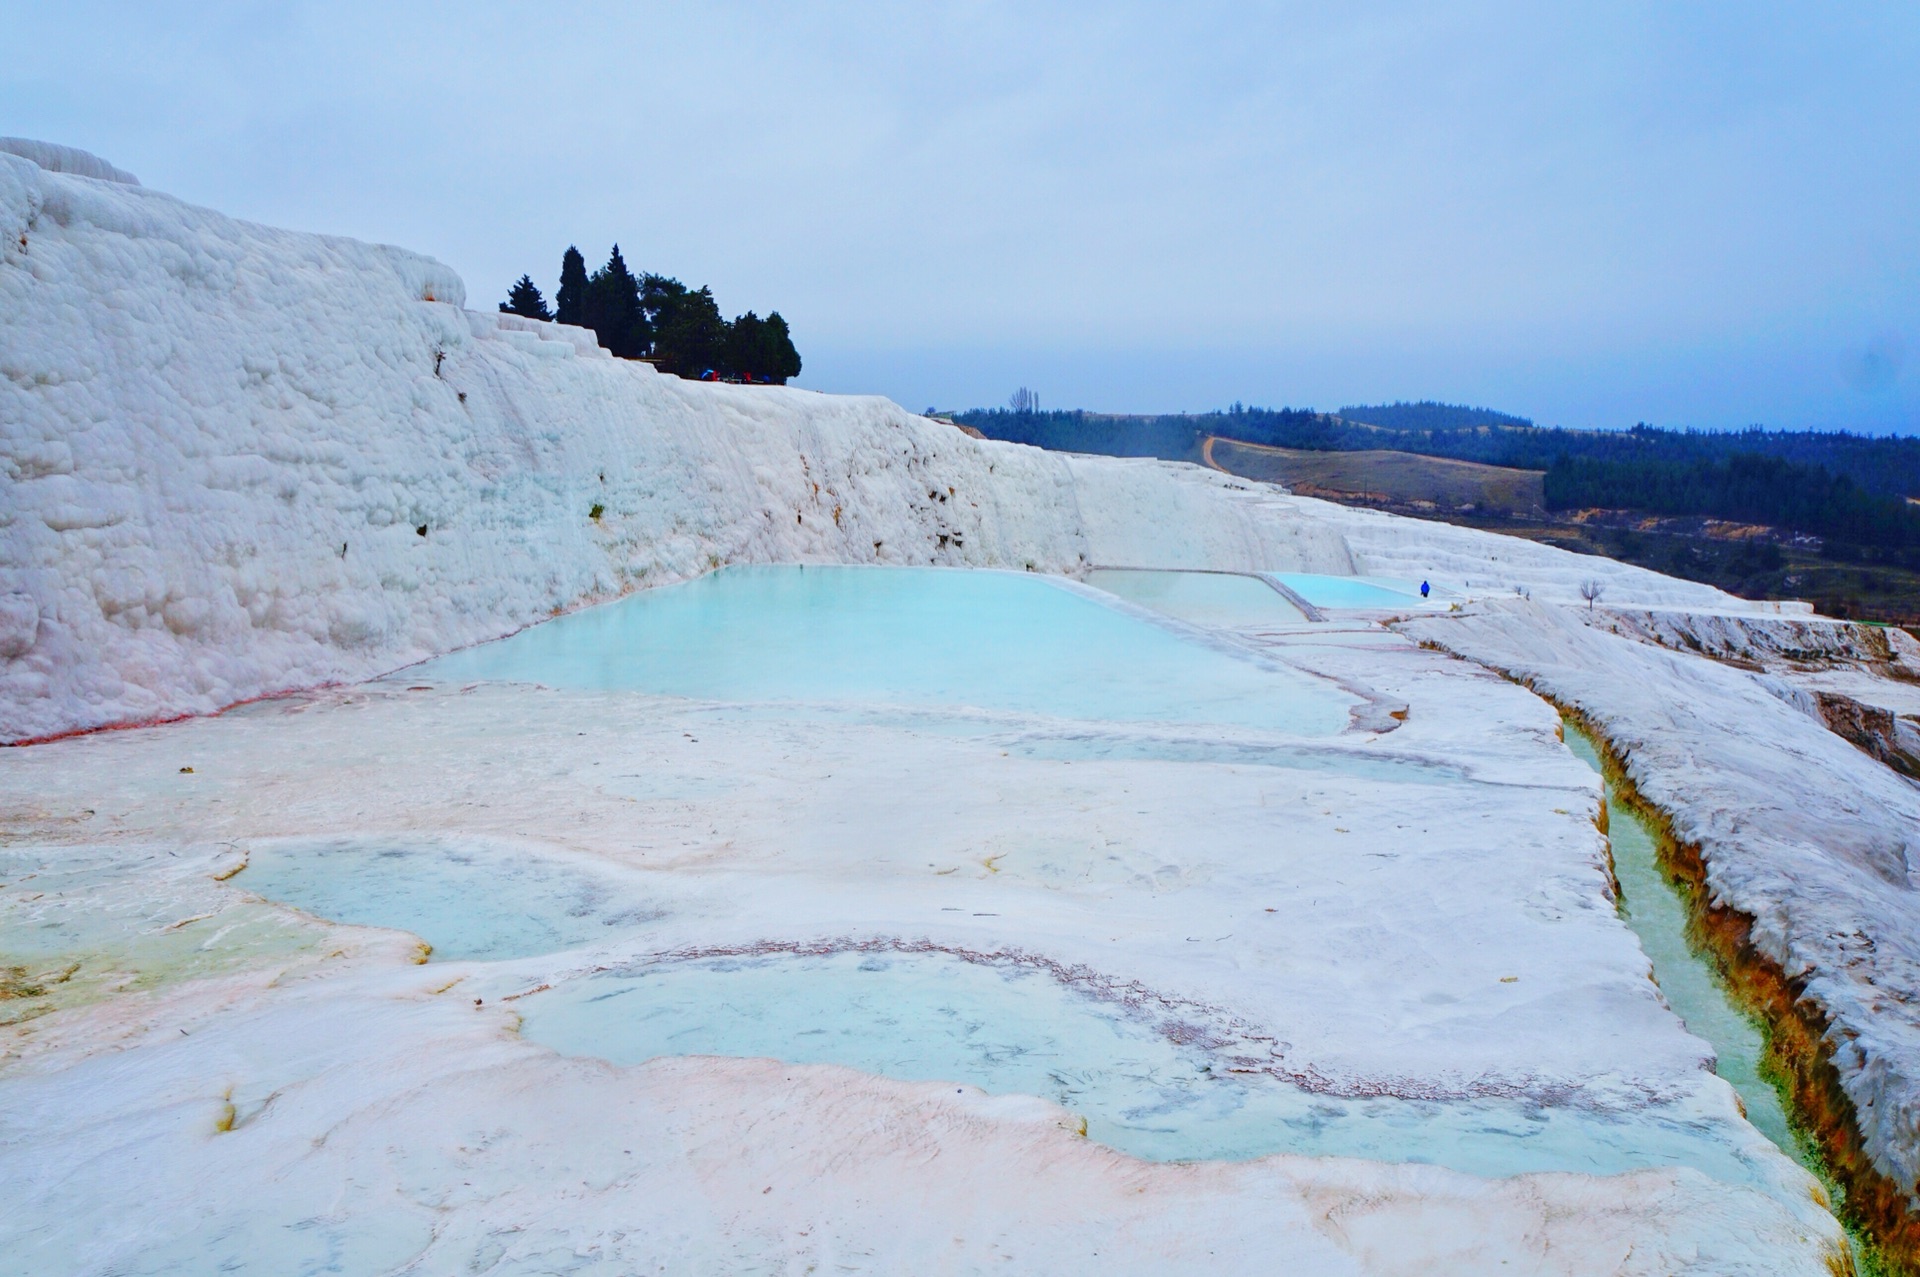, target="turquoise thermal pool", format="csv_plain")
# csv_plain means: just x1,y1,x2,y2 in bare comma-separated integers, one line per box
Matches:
215,570,1805,1208
409,566,1352,735
1268,573,1438,610
238,841,660,961
516,948,1780,1187
228,840,1786,1191
1085,568,1308,627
